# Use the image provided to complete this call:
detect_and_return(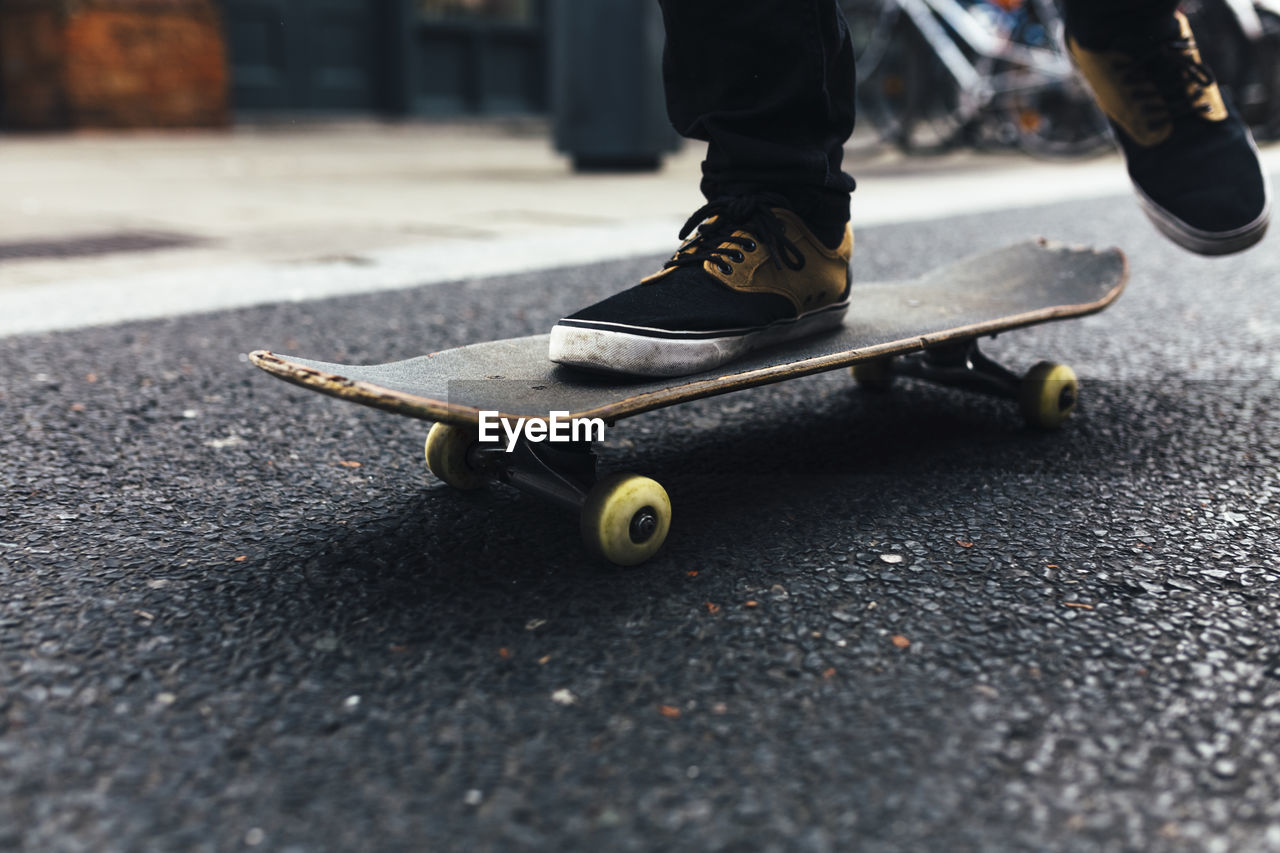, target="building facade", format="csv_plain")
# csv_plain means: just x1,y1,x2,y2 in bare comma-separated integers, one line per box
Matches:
221,0,548,117
0,0,548,130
